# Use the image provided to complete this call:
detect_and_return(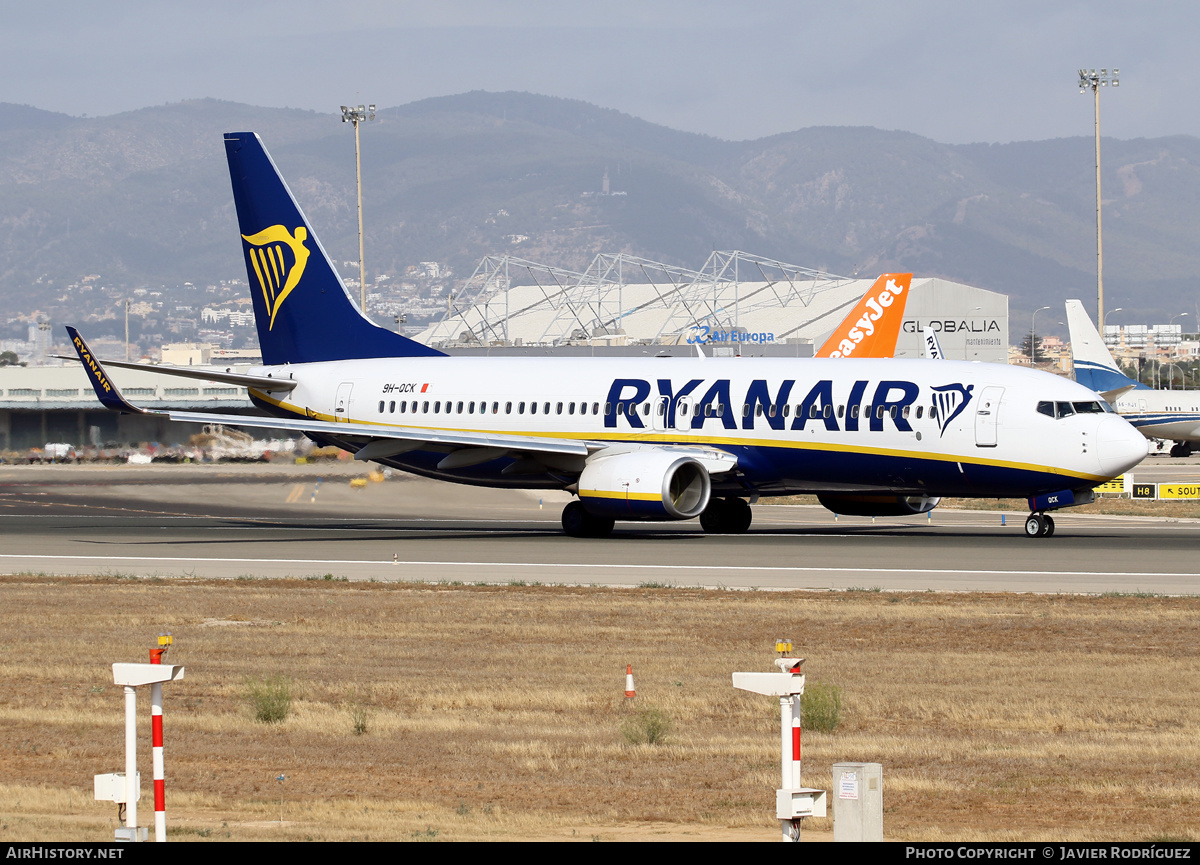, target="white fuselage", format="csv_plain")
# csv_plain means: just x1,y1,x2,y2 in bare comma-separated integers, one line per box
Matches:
246,356,1146,498
1111,389,1200,444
